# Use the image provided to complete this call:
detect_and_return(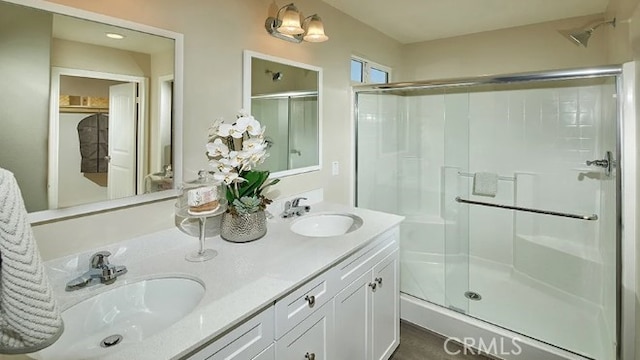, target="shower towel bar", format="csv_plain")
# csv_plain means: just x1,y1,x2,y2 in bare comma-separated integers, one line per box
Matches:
455,197,598,221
